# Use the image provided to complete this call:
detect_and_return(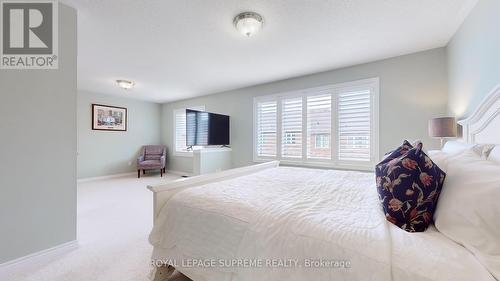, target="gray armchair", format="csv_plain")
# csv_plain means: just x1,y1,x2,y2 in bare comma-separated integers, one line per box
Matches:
137,145,166,178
